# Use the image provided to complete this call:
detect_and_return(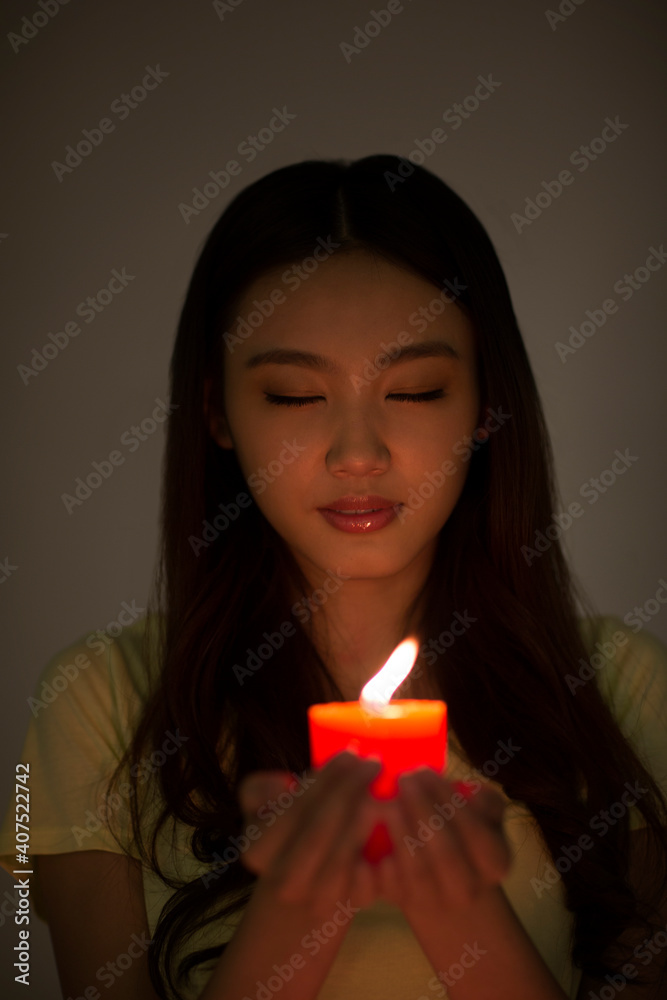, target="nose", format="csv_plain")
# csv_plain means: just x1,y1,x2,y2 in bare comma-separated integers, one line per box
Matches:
325,410,391,477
